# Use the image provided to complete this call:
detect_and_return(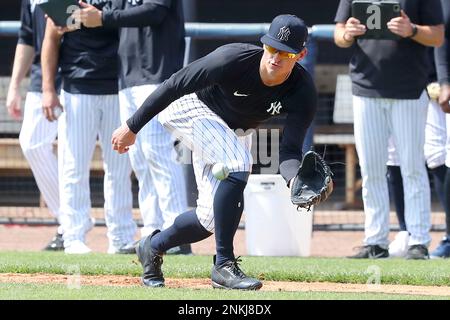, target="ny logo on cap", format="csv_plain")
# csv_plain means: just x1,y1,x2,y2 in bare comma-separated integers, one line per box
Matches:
277,26,291,41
